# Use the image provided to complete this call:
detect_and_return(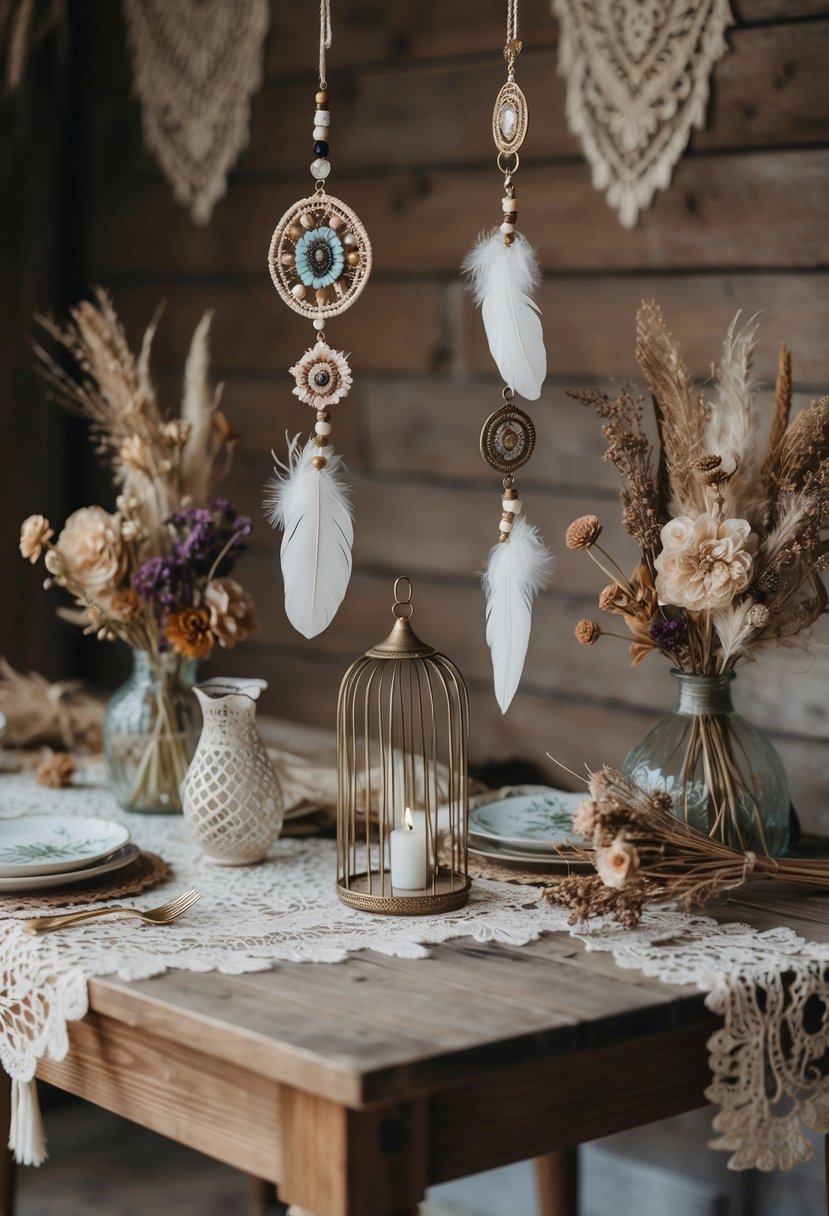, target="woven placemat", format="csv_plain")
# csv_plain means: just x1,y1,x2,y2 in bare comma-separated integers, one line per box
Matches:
1,850,172,914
